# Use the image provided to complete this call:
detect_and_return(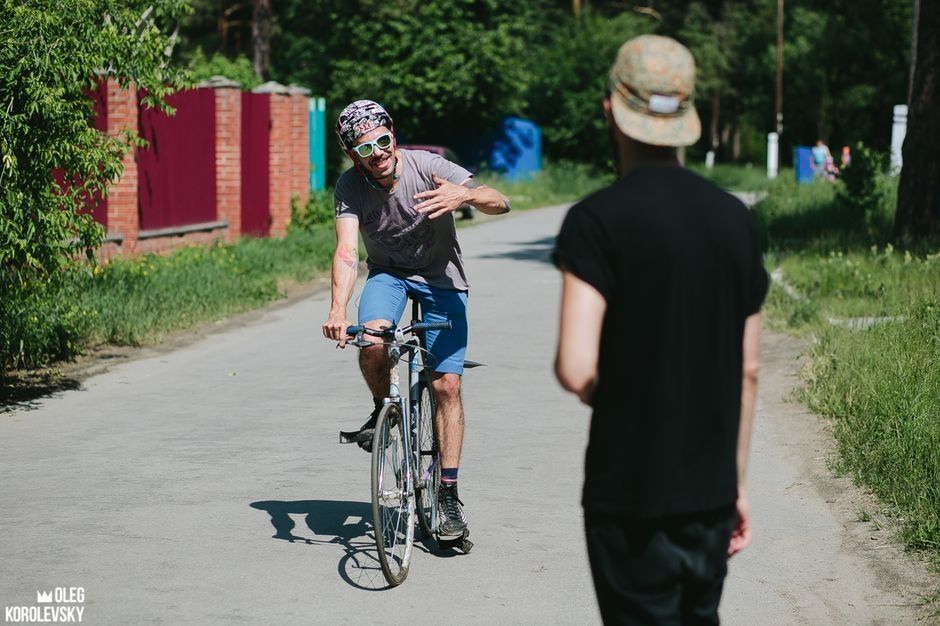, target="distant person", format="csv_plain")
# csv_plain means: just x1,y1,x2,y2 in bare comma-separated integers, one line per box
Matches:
840,145,852,170
552,35,768,624
811,139,832,179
